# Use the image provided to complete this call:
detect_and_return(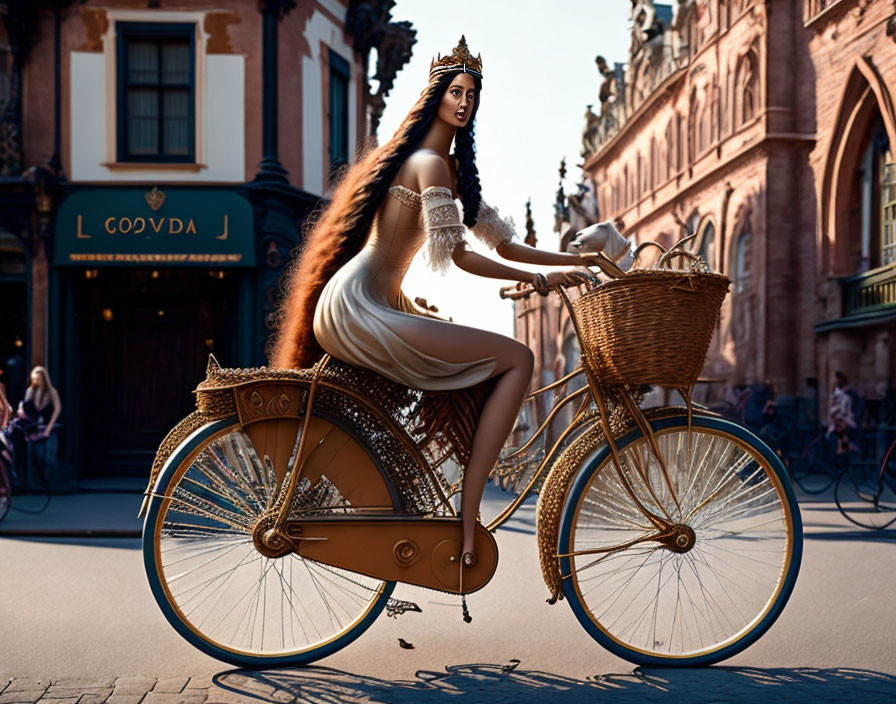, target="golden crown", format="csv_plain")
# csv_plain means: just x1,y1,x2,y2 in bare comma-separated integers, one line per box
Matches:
429,35,483,80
